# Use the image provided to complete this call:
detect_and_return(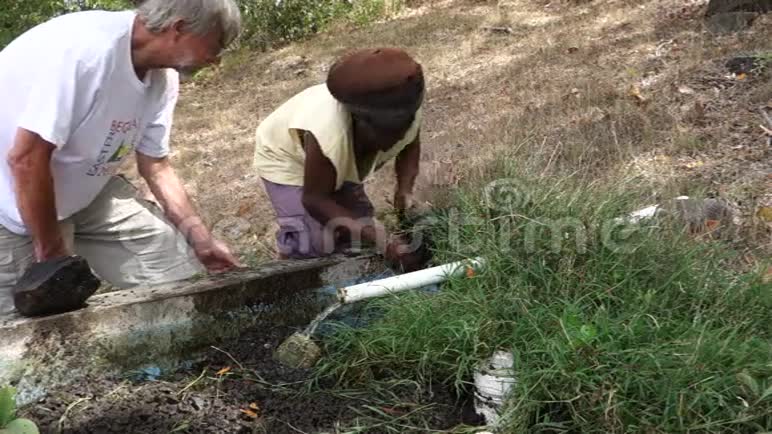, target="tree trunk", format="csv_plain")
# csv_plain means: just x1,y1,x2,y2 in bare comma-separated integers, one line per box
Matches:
706,0,772,16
